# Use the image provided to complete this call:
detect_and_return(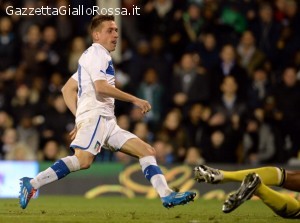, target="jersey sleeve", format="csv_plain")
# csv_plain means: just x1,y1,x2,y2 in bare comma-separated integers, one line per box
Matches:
86,51,108,82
